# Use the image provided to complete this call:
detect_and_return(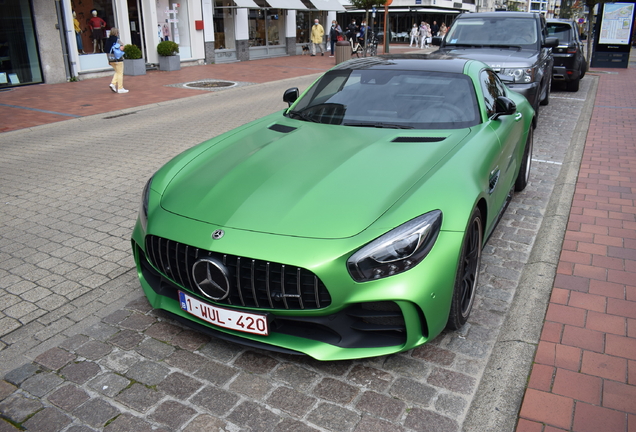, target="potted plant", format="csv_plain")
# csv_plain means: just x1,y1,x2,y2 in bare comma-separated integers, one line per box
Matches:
123,44,145,76
157,40,180,71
